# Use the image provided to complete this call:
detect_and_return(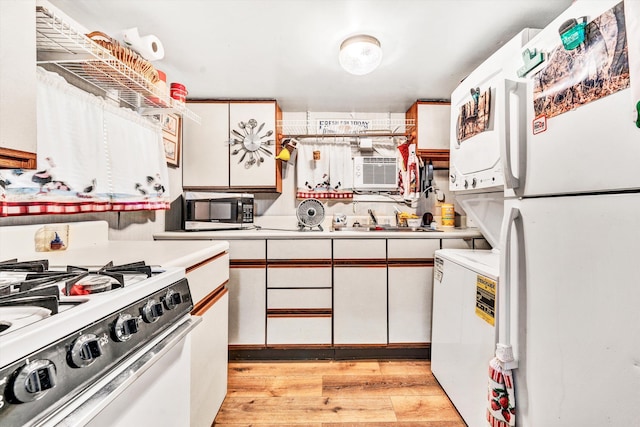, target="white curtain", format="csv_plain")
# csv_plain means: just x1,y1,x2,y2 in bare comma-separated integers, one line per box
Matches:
296,139,353,199
35,67,109,198
103,102,167,200
0,67,170,216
